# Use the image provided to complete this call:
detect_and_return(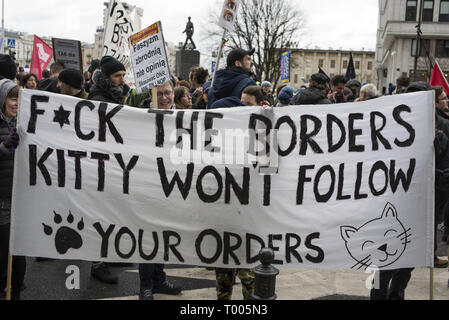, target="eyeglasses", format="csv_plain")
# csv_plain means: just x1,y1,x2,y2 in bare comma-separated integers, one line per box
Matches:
157,91,173,98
